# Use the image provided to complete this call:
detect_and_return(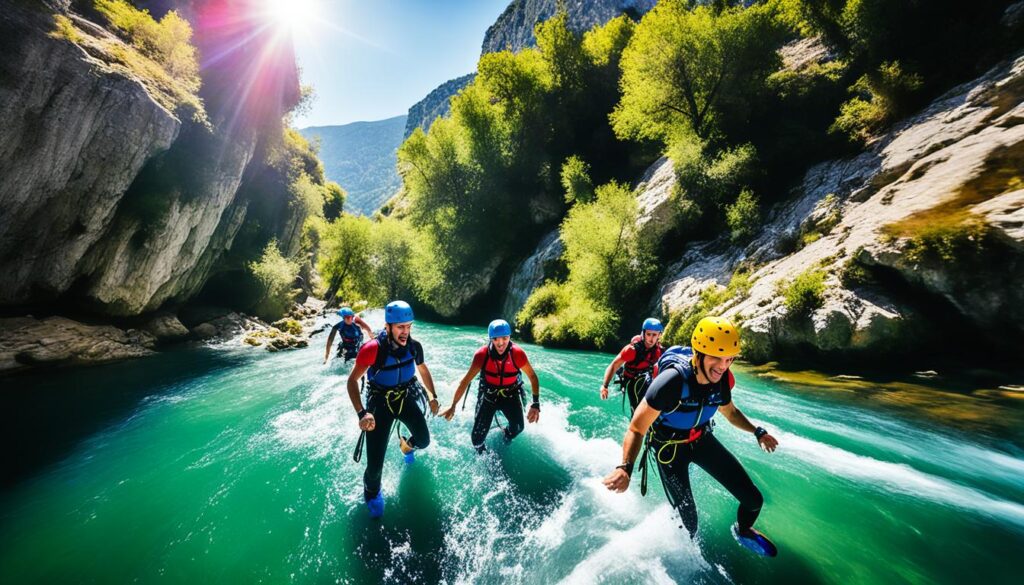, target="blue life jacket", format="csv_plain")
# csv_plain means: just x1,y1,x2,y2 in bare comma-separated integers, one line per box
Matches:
366,331,419,388
336,321,362,345
654,346,732,431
